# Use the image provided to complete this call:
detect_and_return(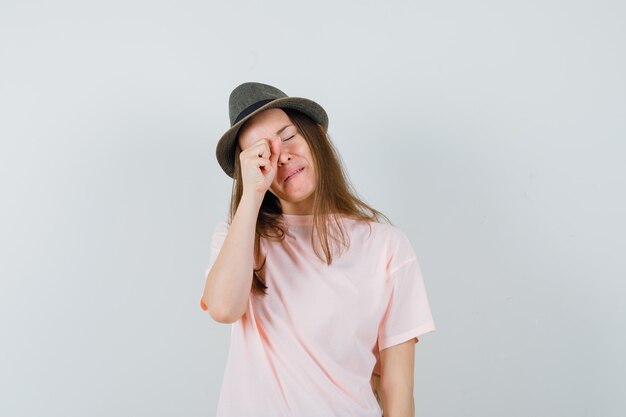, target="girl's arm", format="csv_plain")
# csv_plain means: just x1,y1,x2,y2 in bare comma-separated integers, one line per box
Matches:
201,193,262,323
379,338,417,417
